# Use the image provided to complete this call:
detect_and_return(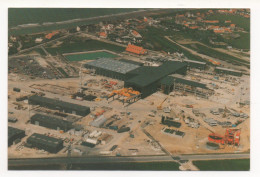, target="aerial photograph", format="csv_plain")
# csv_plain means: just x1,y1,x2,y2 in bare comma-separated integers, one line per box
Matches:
8,8,250,171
